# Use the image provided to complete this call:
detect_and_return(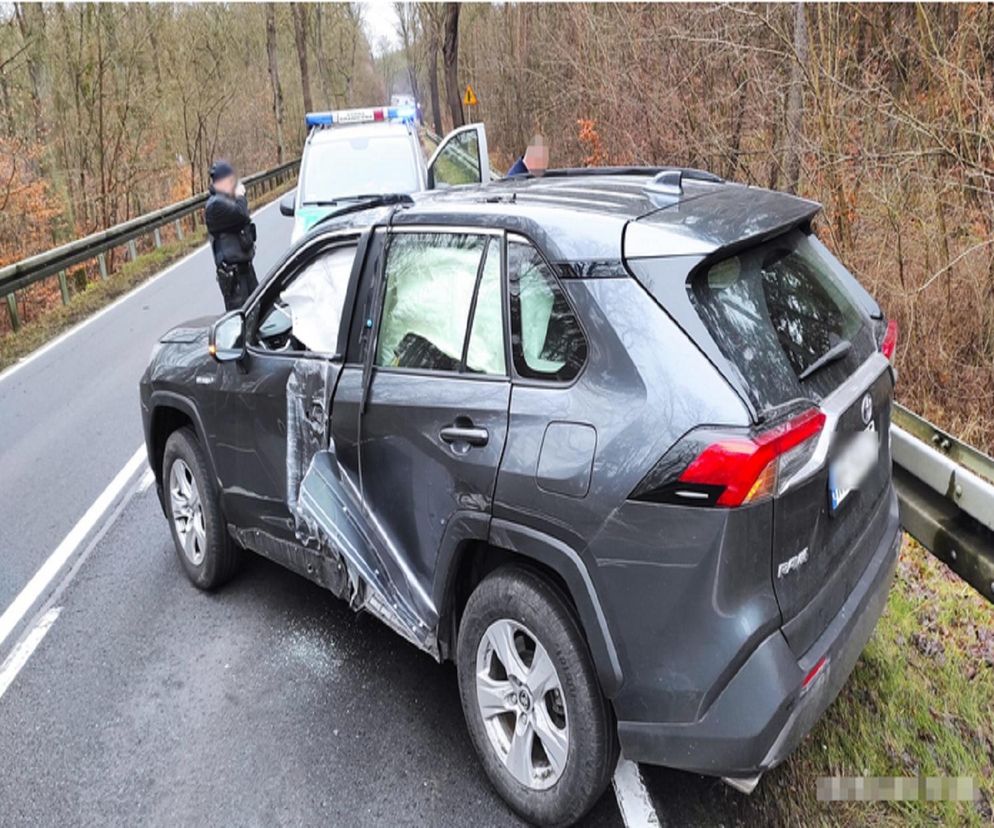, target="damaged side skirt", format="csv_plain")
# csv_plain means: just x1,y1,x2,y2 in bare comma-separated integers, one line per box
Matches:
285,361,440,659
